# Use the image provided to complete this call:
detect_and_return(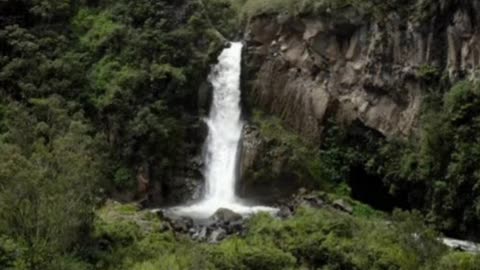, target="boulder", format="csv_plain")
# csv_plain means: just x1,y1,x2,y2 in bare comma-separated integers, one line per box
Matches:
225,219,246,235
333,199,354,214
277,206,293,219
167,216,194,233
211,208,243,224
209,228,227,243
192,226,208,242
